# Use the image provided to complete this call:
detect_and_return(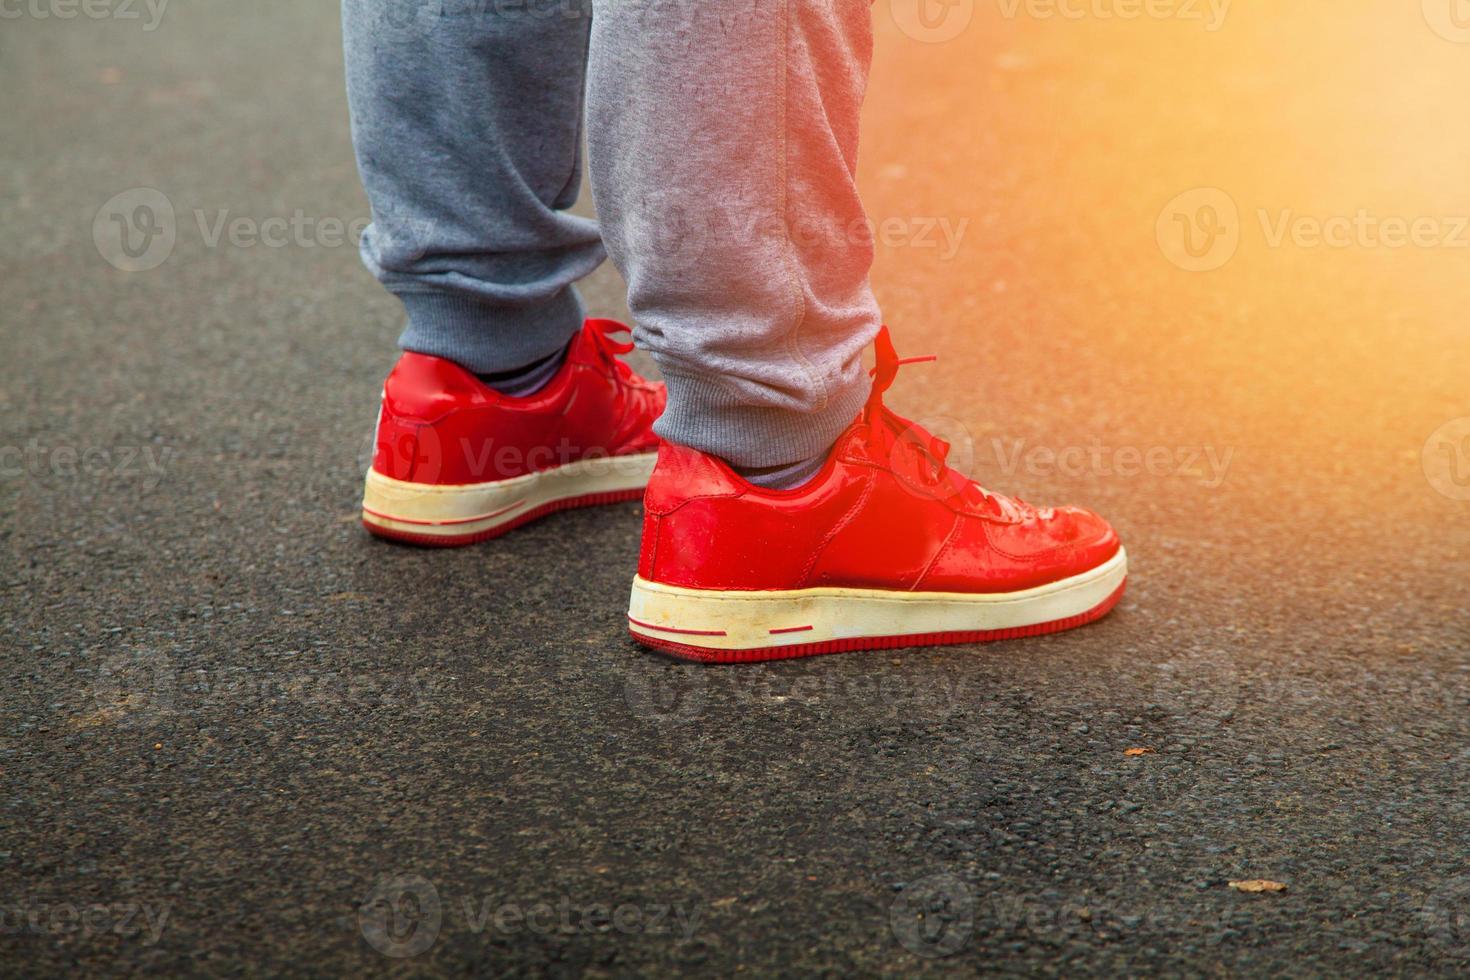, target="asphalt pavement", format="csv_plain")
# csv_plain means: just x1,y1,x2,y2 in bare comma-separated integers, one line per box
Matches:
3,0,1470,974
